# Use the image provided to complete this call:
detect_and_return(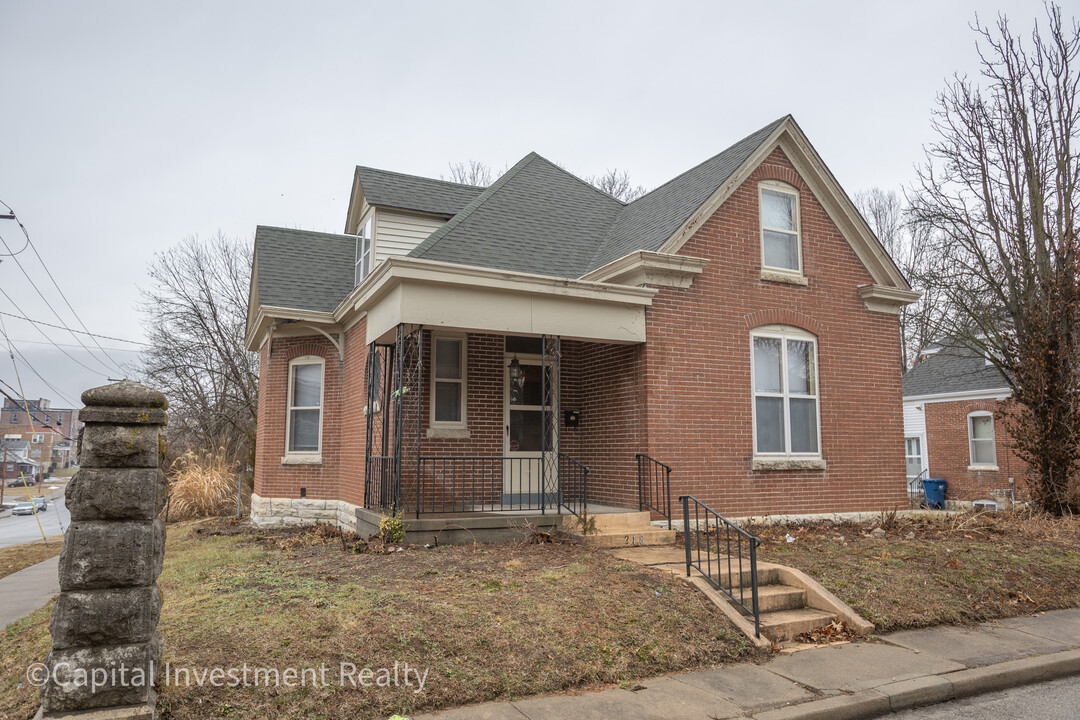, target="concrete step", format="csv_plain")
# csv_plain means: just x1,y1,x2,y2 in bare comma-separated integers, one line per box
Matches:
746,584,807,614
582,527,677,548
758,608,838,642
585,510,655,532
700,563,780,588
